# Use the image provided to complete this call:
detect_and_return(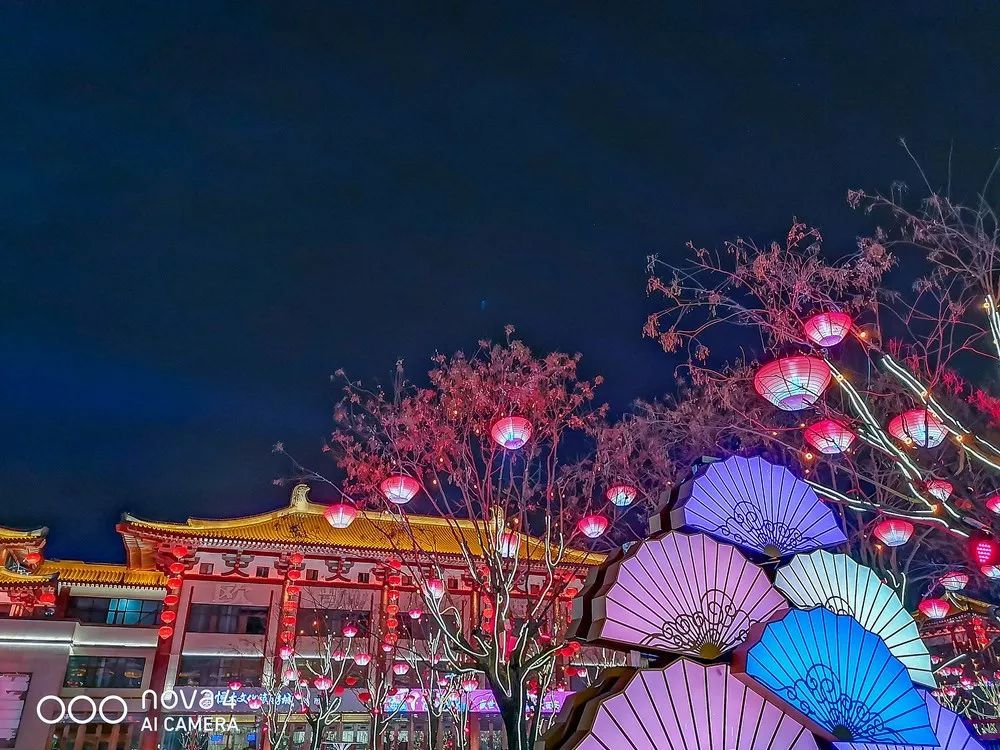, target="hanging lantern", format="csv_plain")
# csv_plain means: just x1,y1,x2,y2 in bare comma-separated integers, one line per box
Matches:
392,662,410,676
332,648,346,662
345,676,358,687
497,530,521,558
228,680,242,691
354,652,371,666
940,572,969,591
803,312,853,347
490,416,533,450
286,569,301,581
385,617,399,629
408,608,422,620
382,642,394,653
282,667,297,682
37,590,56,607
287,584,300,595
873,519,914,547
888,409,947,448
282,614,296,626
171,544,189,558
168,561,186,575
606,484,638,507
563,586,579,599
23,551,42,566
164,594,179,607
342,623,359,638
160,610,177,624
247,696,263,711
289,552,304,566
925,479,954,502
279,645,294,660
969,536,1000,566
753,356,832,411
166,576,182,590
918,598,950,619
333,686,345,697
324,502,358,528
380,475,420,505
158,625,174,639
987,494,1000,514
803,419,856,454
578,514,609,539
982,565,1000,579
387,574,403,587
313,676,333,691
426,578,445,599
461,676,478,692
358,691,372,703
